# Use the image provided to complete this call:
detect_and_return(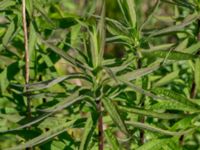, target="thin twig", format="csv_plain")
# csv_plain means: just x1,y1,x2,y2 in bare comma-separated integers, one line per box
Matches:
97,100,104,150
22,0,31,121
